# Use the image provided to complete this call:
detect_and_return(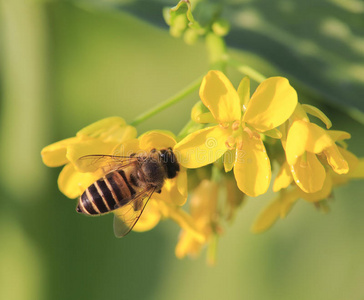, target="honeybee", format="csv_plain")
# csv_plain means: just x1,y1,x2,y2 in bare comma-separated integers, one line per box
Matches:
76,147,180,237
